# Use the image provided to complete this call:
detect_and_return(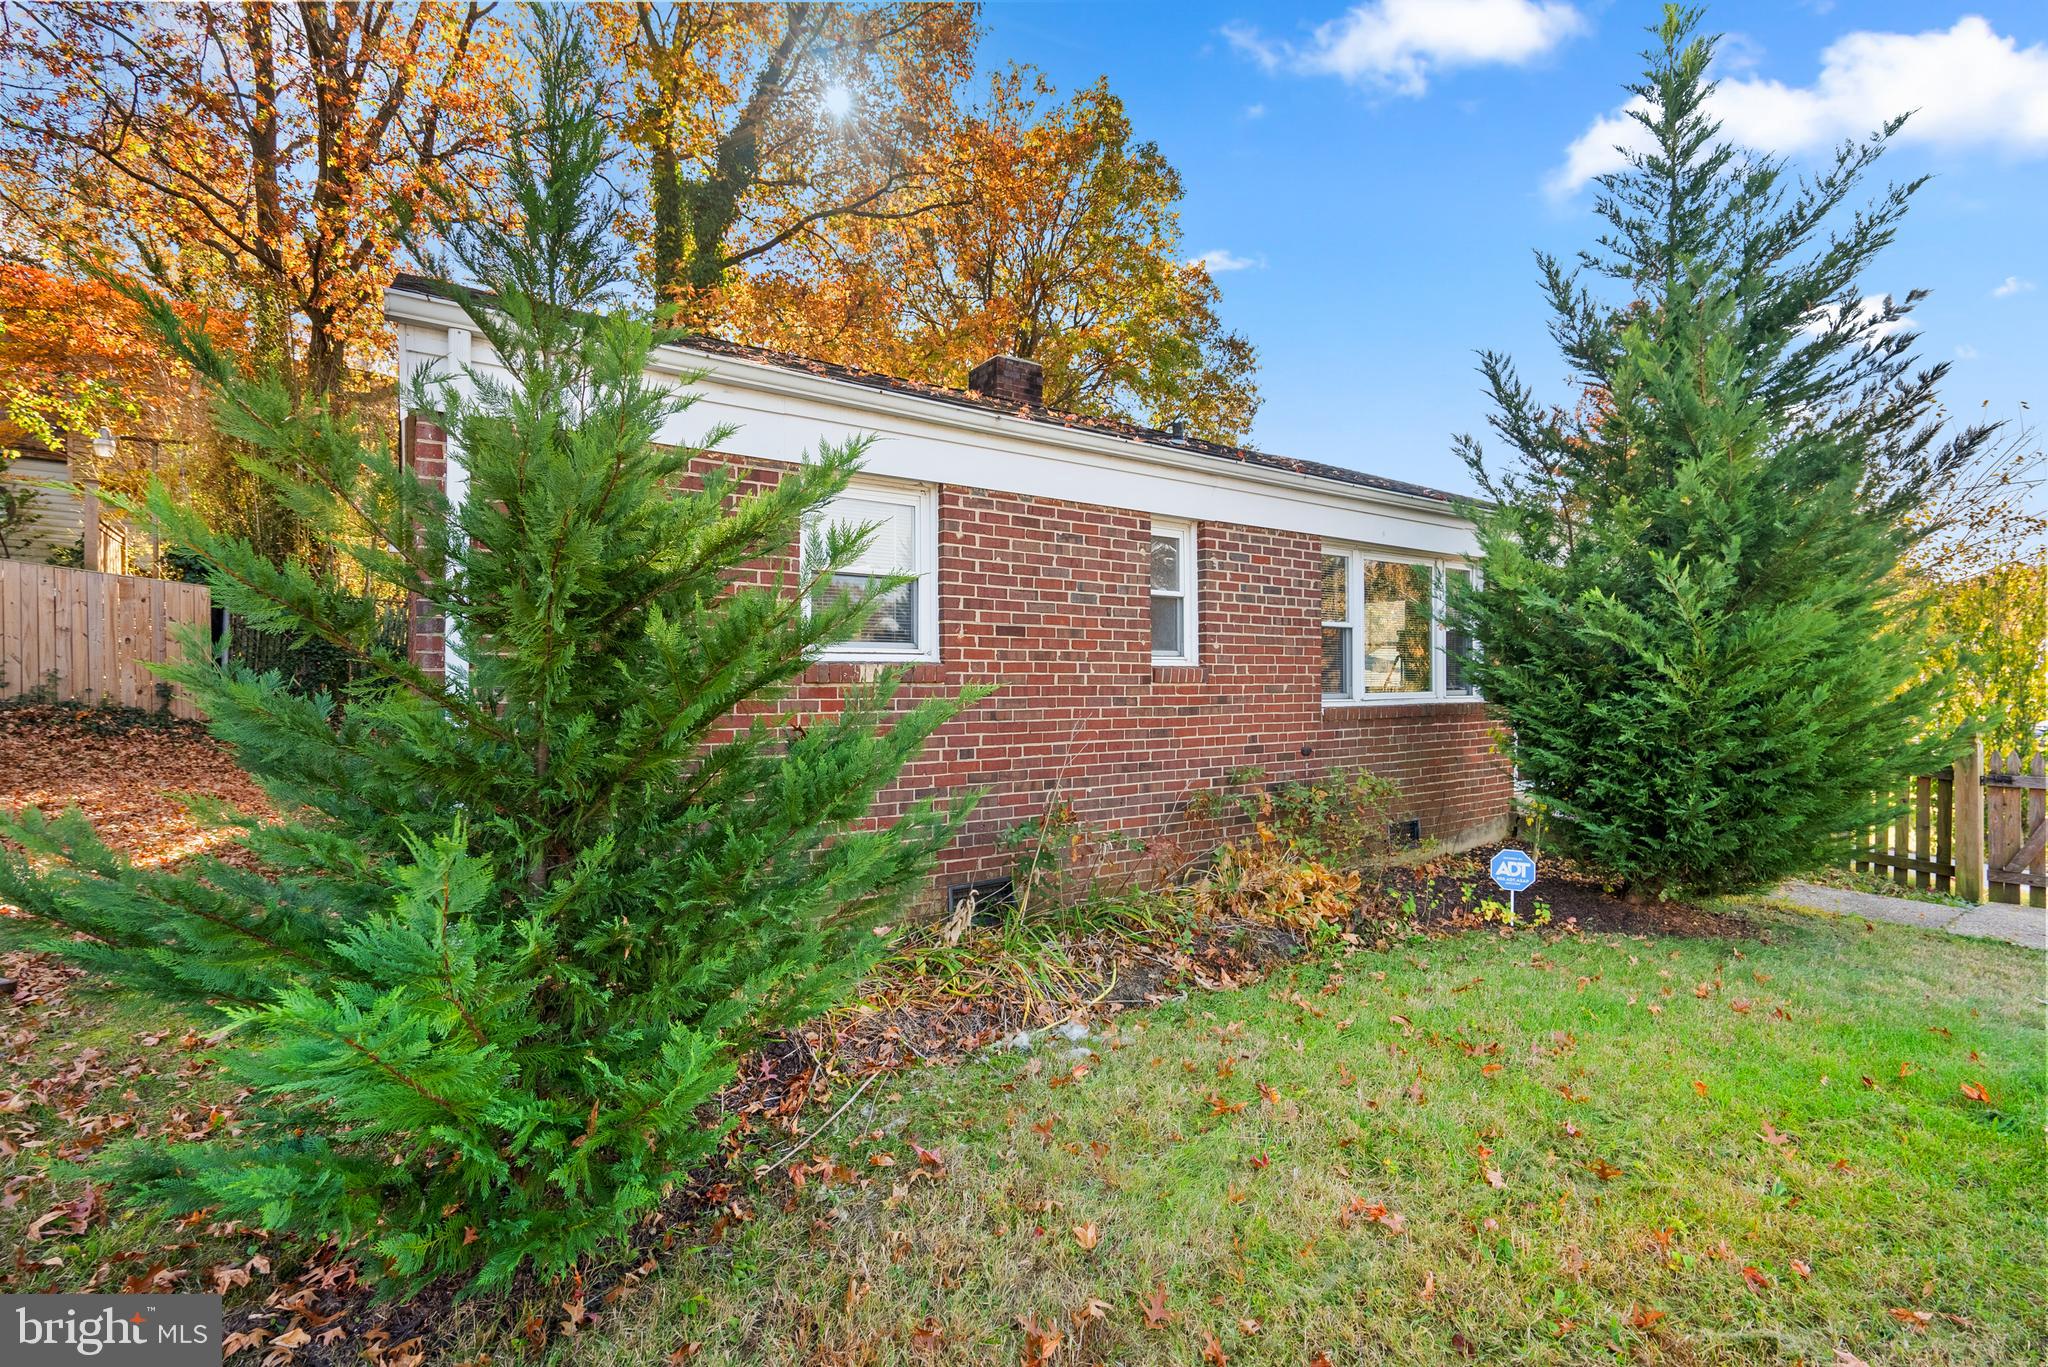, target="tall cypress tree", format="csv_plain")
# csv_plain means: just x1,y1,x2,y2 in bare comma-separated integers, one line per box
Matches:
0,13,982,1288
1455,6,1991,900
